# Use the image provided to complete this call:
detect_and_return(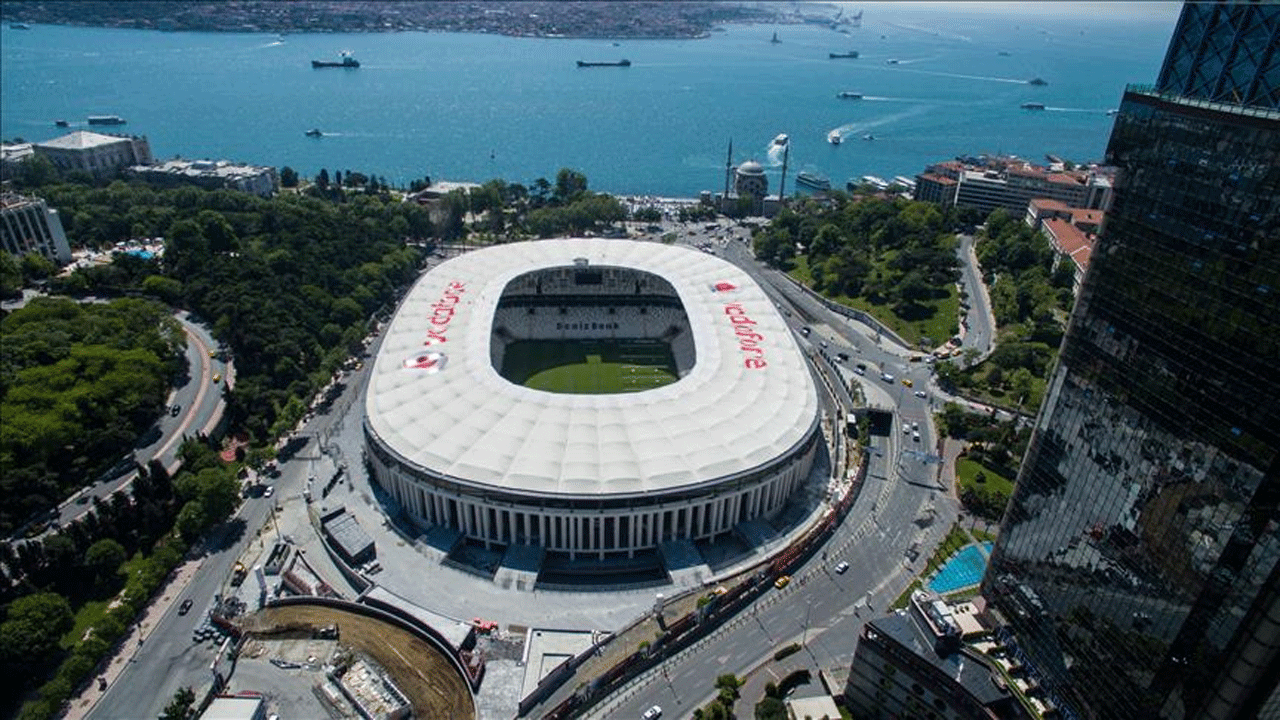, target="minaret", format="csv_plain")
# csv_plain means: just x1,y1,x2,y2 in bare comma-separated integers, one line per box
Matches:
723,138,733,203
